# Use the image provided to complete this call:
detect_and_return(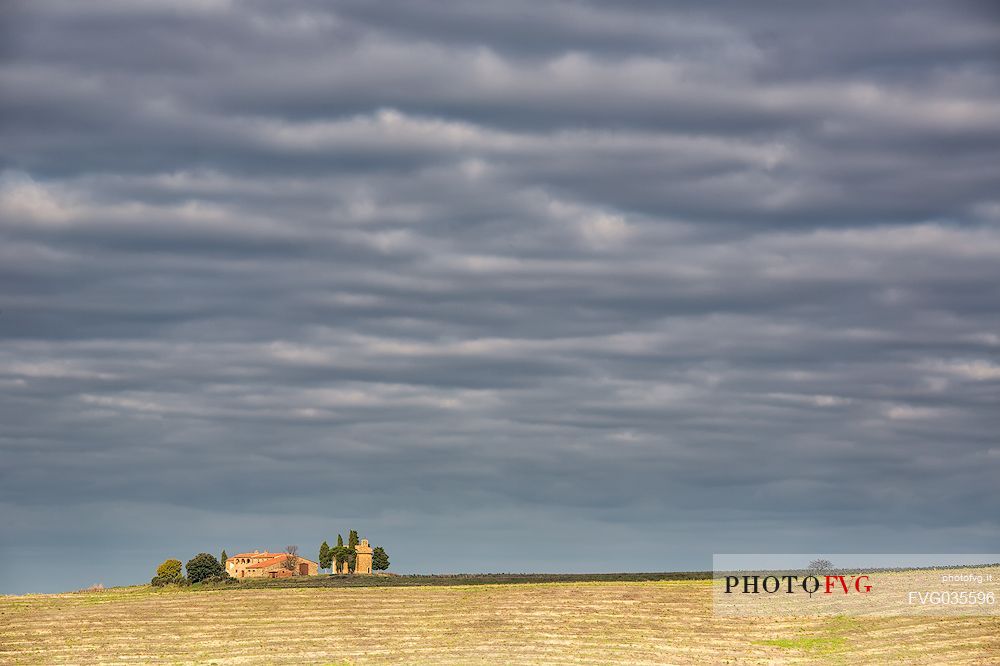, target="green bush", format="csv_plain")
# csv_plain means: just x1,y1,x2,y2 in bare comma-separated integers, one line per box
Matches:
150,574,186,587
185,553,224,583
156,559,182,579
